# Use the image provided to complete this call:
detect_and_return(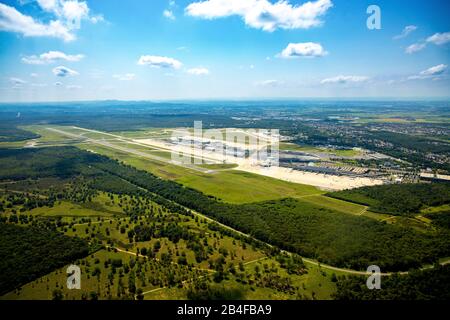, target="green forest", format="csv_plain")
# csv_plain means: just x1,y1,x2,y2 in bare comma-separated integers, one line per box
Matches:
424,211,450,229
0,222,89,295
328,183,450,216
334,264,450,300
0,124,40,142
1,147,449,272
